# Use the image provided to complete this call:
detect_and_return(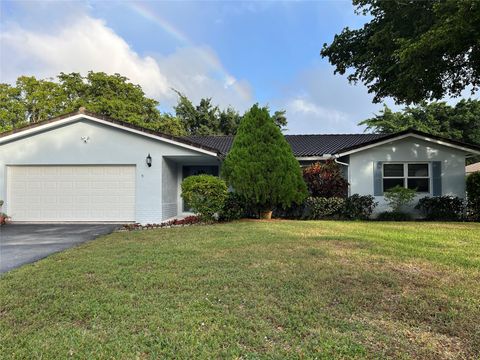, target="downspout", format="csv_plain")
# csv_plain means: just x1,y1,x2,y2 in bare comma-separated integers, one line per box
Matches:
333,154,349,167
333,154,350,196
